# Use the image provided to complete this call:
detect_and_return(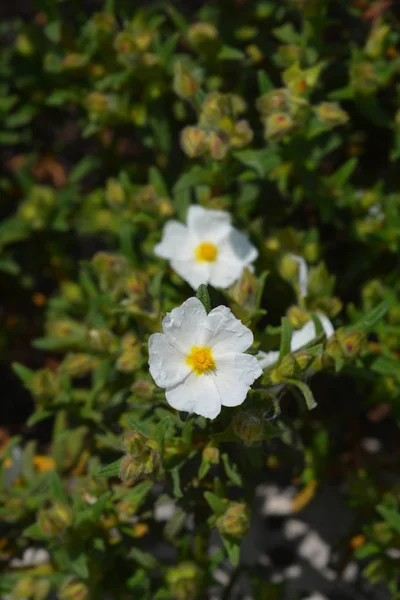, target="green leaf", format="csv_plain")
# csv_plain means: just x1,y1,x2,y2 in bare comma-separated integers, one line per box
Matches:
222,536,240,566
130,548,158,569
204,491,227,516
221,454,242,486
45,21,61,43
370,356,400,379
149,167,170,198
69,156,101,183
234,148,280,178
217,45,245,60
12,363,34,385
96,458,123,478
376,505,400,535
327,158,357,187
196,284,211,313
171,466,183,499
279,317,292,361
351,301,389,331
258,70,274,94
286,379,317,410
